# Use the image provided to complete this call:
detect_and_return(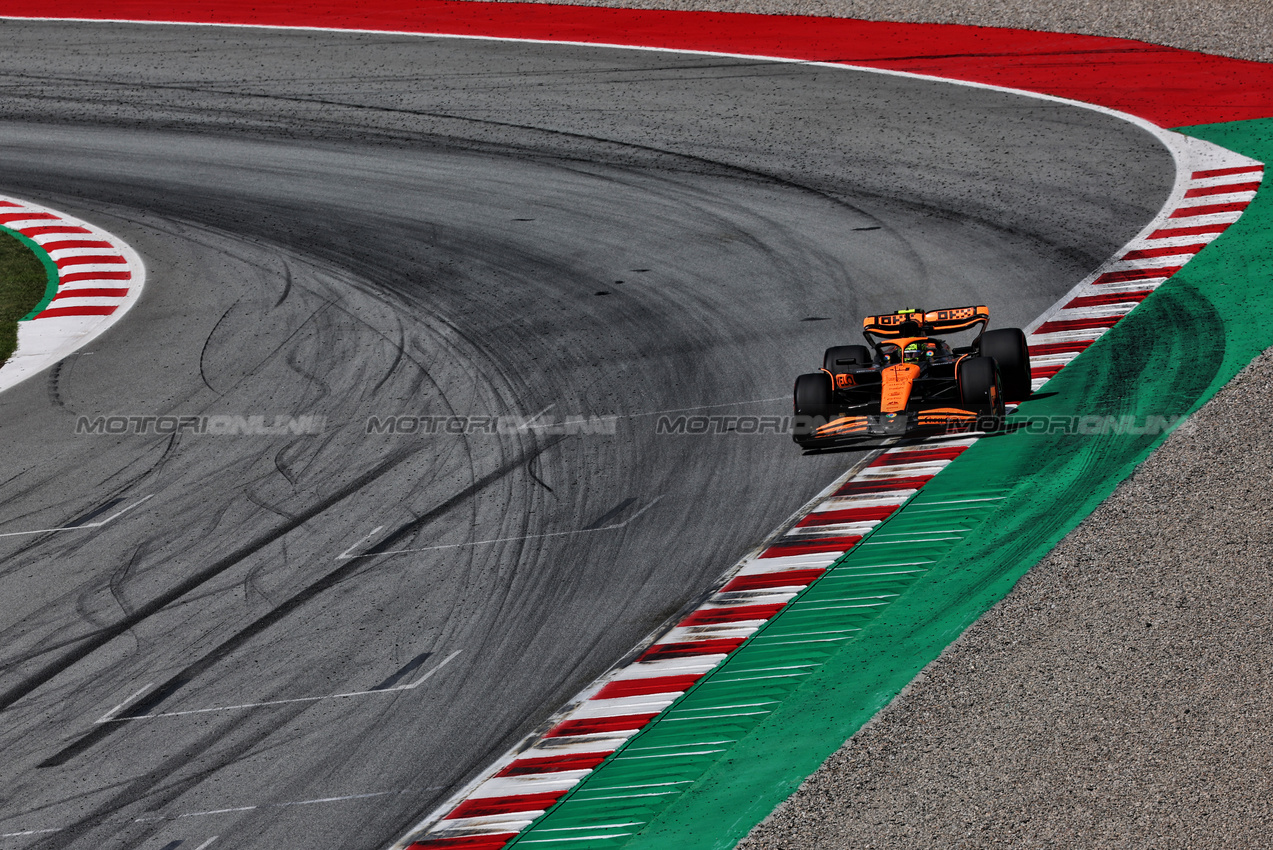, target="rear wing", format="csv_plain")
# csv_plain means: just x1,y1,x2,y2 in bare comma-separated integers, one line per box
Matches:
862,306,989,340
